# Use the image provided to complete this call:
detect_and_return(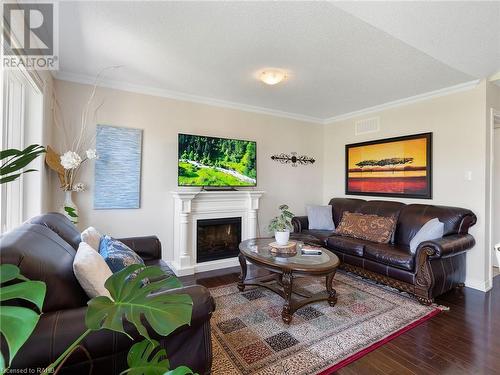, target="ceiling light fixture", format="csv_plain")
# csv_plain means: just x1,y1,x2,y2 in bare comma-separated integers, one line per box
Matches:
259,69,288,85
